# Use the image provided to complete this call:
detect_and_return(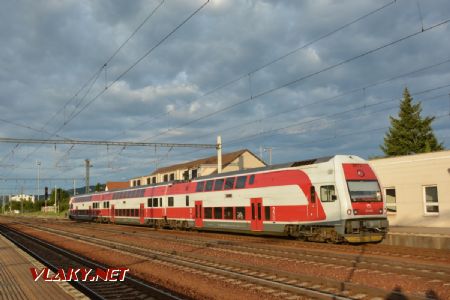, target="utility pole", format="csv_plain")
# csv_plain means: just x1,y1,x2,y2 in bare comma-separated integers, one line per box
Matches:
55,185,58,214
85,159,92,194
217,136,222,174
263,147,273,165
